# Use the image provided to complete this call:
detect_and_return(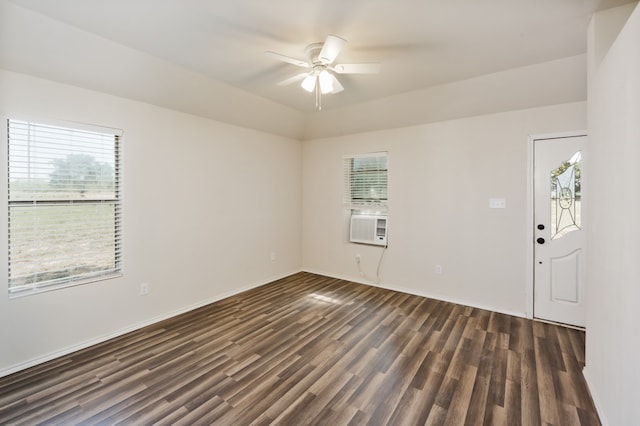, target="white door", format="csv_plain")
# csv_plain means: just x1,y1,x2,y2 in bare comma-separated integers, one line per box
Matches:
534,135,586,327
